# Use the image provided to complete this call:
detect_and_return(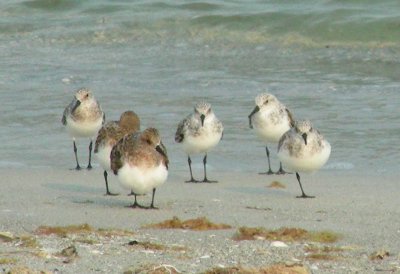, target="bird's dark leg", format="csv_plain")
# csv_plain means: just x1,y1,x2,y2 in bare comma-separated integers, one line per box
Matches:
275,162,291,175
148,188,158,209
295,172,315,198
104,170,118,196
185,156,199,183
87,141,93,170
73,140,81,170
202,153,217,183
128,194,145,209
259,146,274,175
